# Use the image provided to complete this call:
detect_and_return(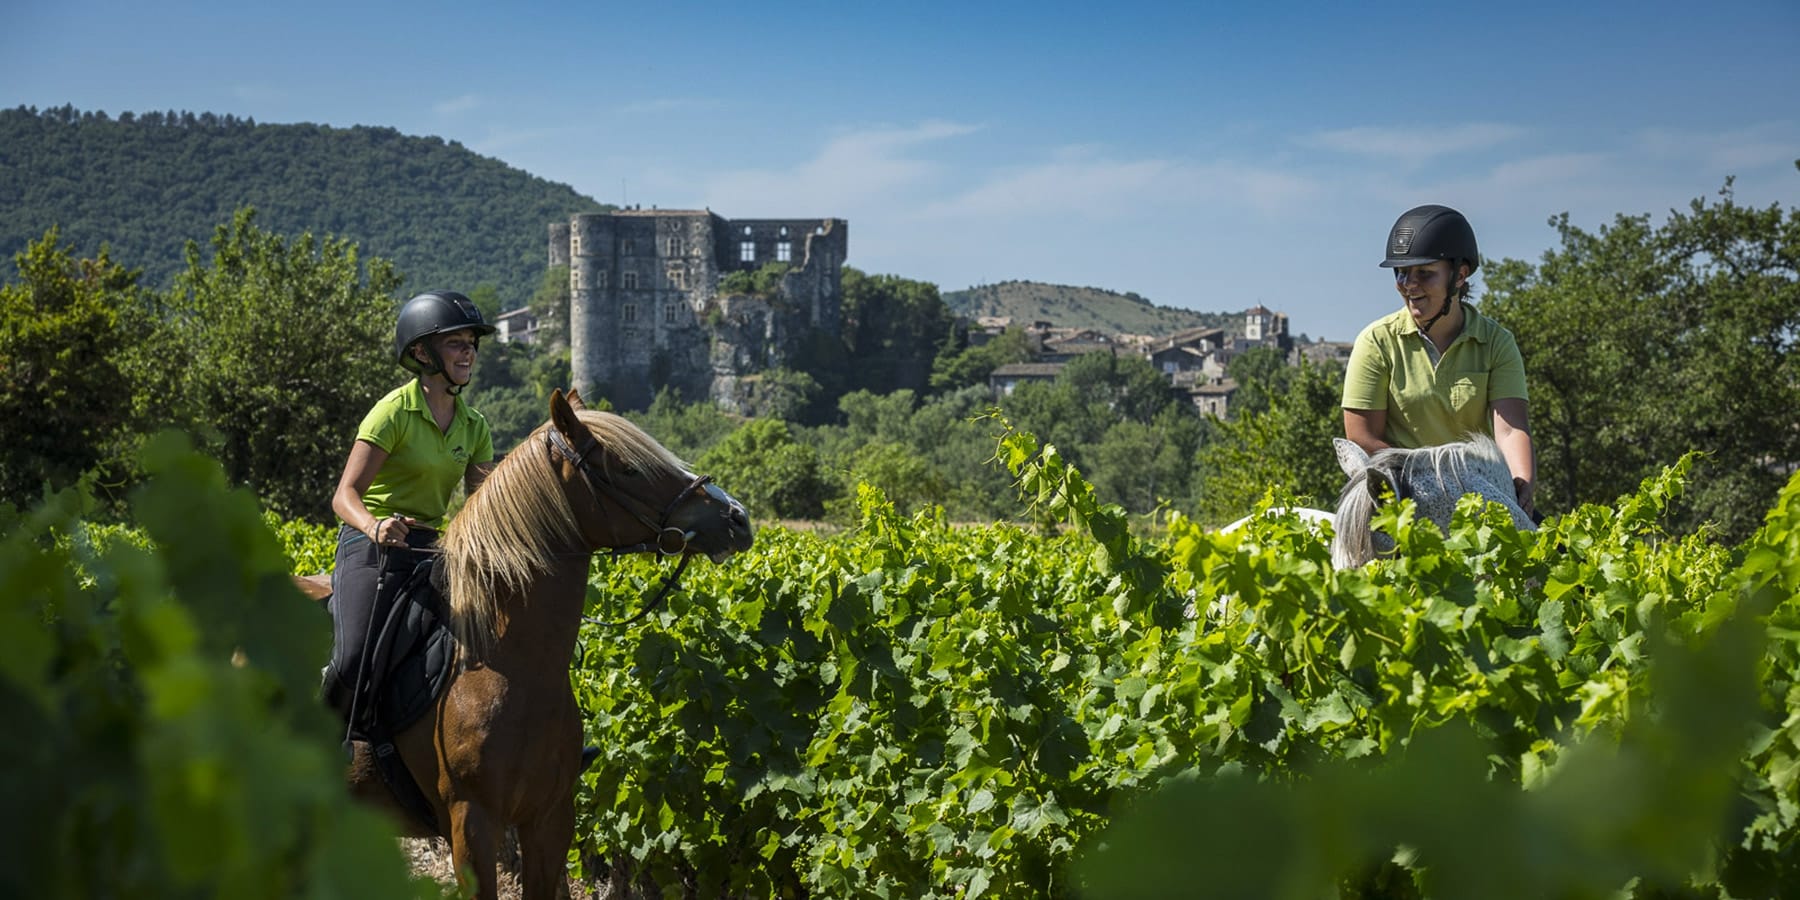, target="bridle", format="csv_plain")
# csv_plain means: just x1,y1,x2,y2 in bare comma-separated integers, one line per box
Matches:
545,426,717,627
